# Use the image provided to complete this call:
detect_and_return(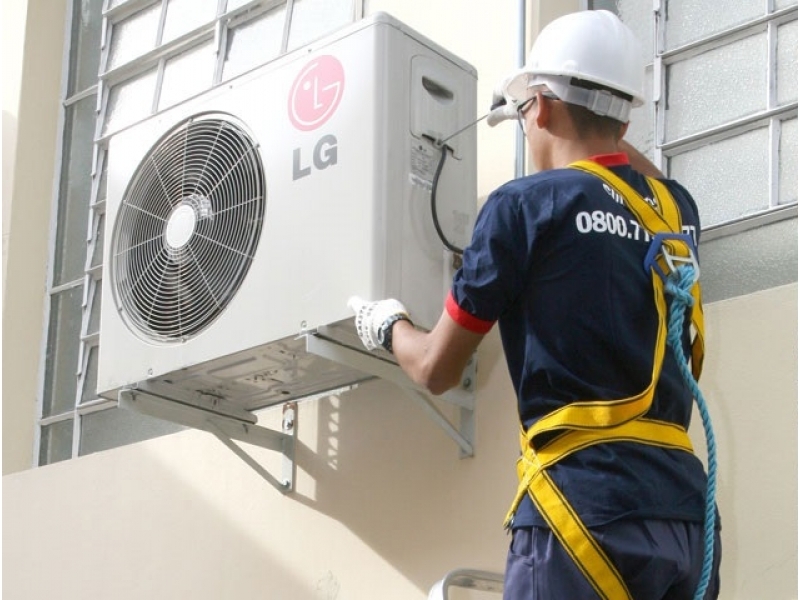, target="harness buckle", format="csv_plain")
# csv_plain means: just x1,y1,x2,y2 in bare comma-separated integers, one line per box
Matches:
643,232,700,284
